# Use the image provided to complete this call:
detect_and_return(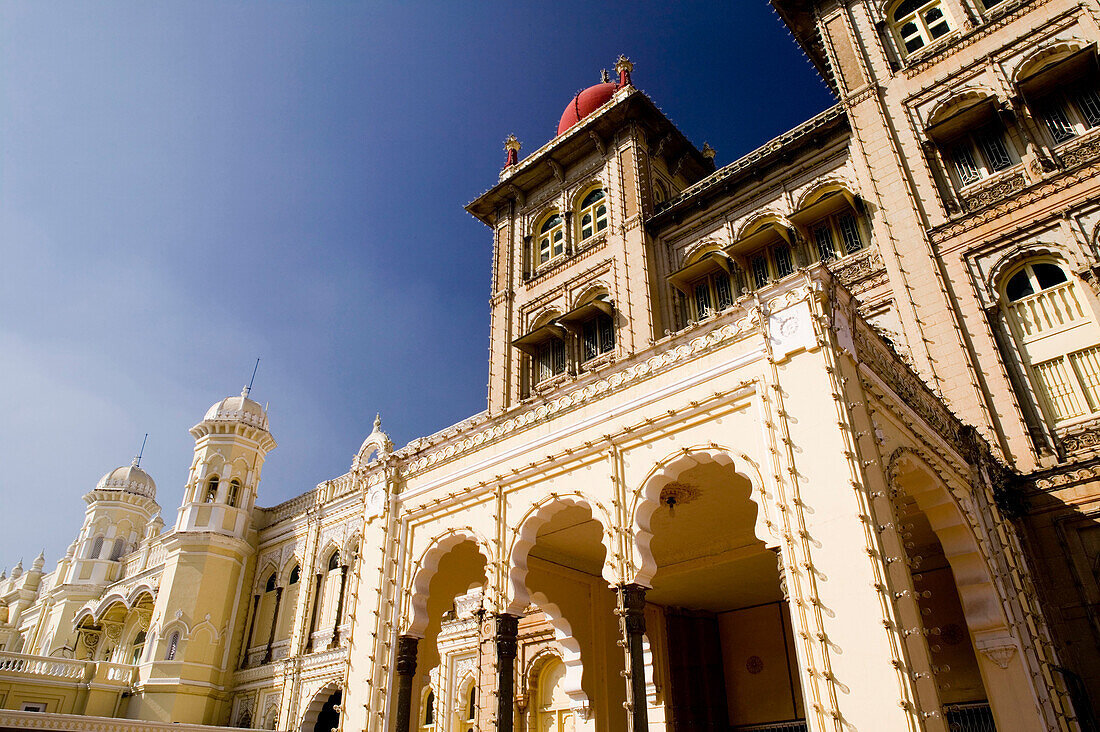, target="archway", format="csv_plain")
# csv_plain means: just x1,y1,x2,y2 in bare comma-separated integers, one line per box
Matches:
508,496,623,731
890,450,1048,732
314,689,341,732
402,534,491,732
631,450,801,730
